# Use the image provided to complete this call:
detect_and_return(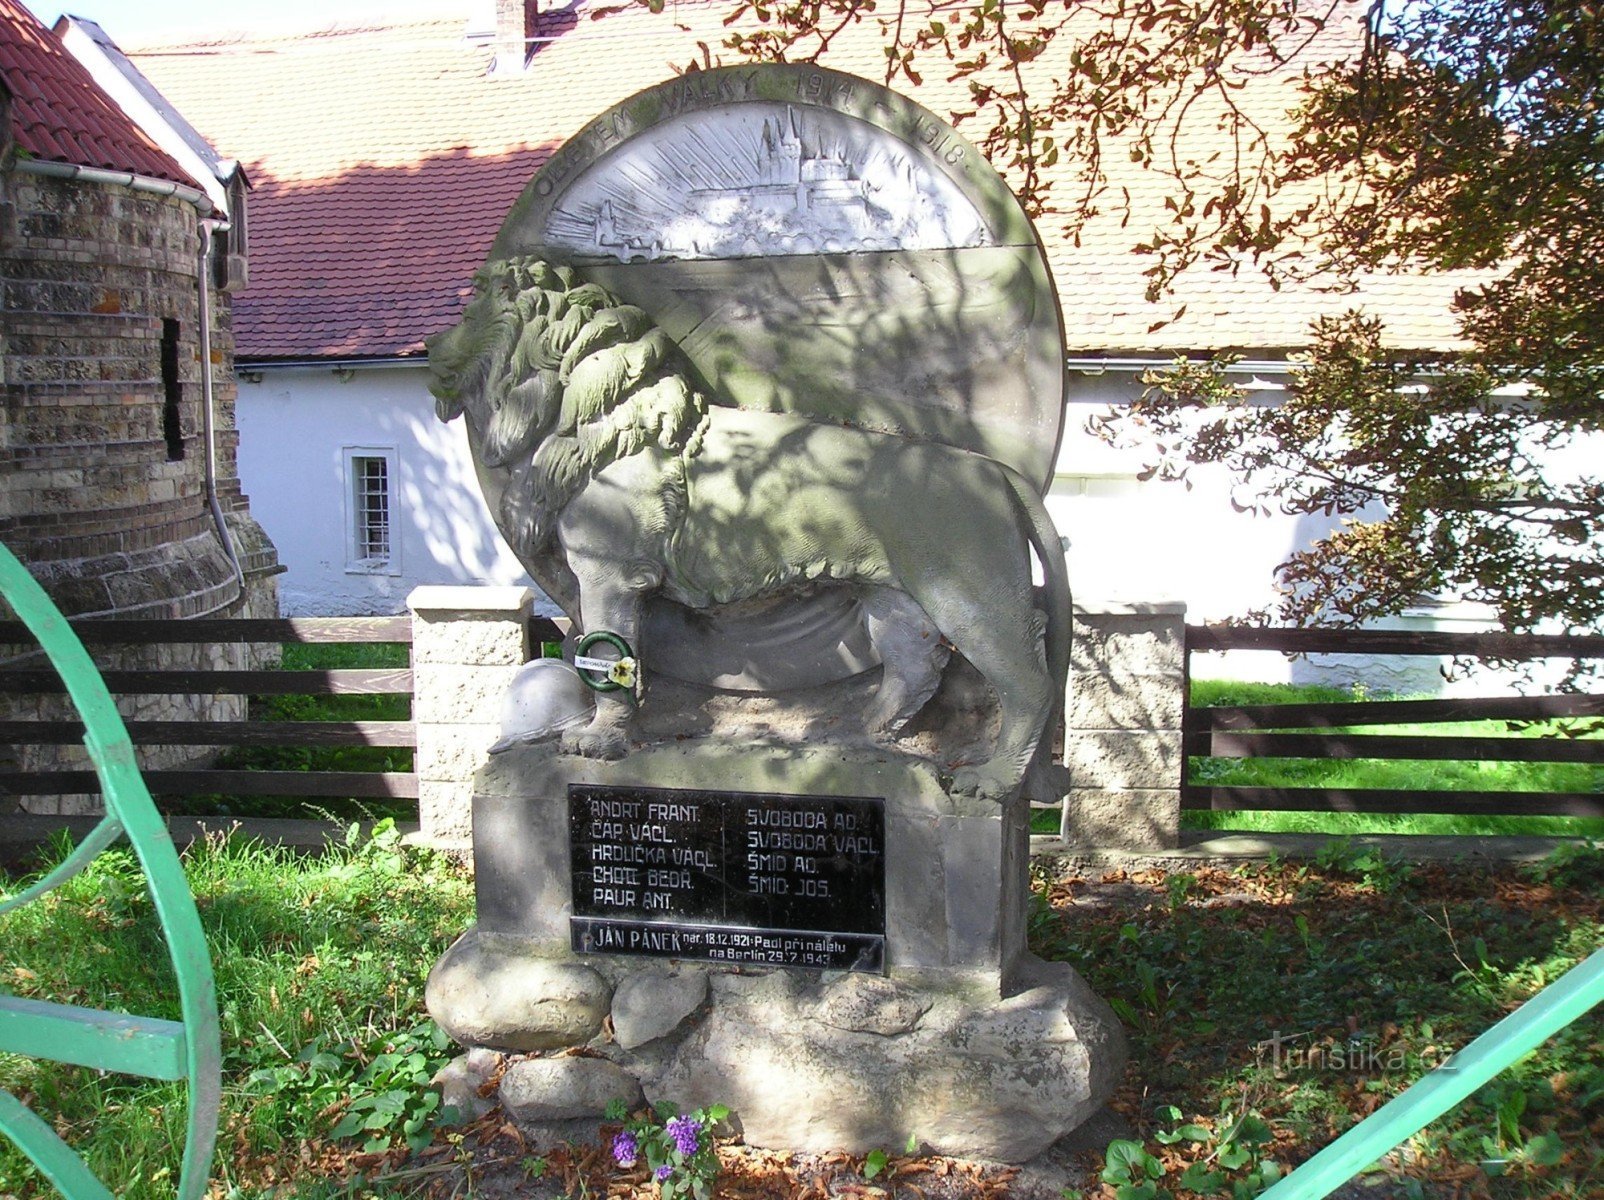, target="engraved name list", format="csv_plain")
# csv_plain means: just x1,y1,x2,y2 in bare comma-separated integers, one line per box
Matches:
568,784,886,971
